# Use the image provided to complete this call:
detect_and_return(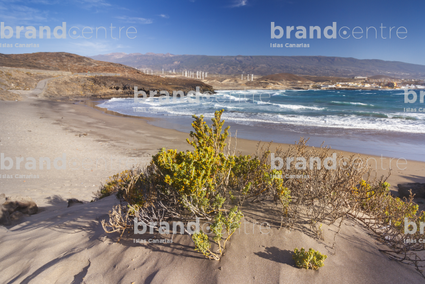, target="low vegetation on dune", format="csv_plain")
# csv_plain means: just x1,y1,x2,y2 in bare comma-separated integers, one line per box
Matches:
99,110,425,275
293,248,327,270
